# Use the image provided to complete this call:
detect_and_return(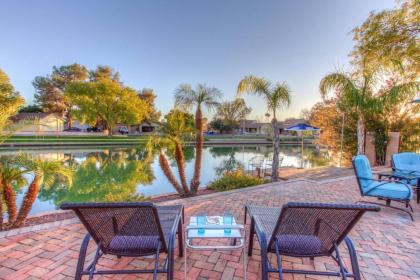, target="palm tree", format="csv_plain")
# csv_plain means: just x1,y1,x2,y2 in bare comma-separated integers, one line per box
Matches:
147,109,195,197
174,84,221,194
12,158,73,228
319,72,418,155
0,157,28,225
237,76,291,181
